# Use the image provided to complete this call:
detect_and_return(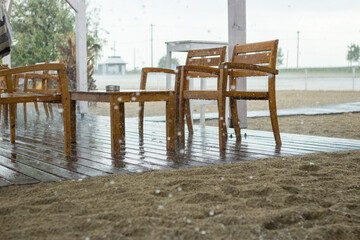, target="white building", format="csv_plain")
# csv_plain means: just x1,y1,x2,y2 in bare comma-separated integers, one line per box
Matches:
96,56,127,75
